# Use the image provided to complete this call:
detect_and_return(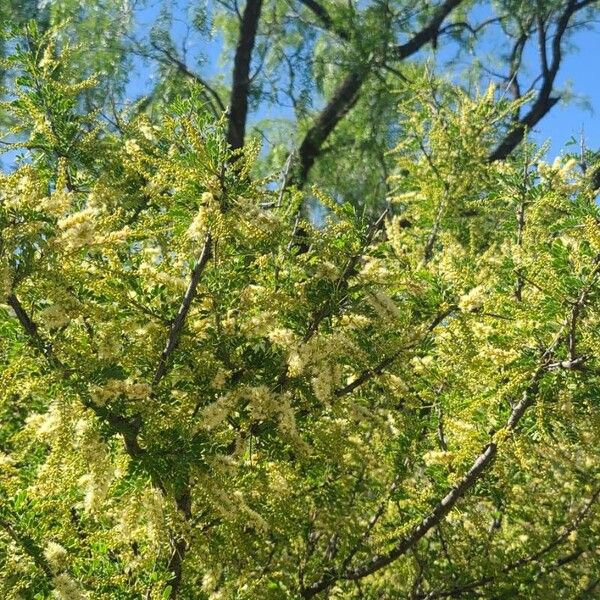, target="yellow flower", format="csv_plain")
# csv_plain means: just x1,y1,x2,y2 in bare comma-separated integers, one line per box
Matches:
187,206,209,240
411,355,433,374
52,573,87,600
423,450,454,466
39,304,70,329
124,139,141,155
58,208,97,250
458,285,485,312
44,542,68,572
0,262,11,301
